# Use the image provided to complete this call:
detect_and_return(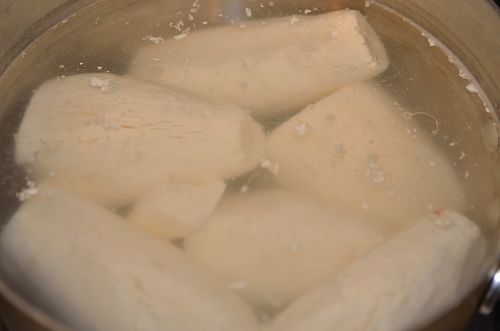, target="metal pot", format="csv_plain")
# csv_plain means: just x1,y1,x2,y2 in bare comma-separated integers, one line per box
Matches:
0,0,499,330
